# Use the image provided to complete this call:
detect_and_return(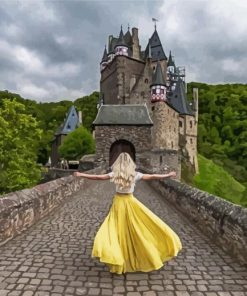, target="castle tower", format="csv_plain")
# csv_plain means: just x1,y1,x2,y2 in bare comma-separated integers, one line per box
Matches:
150,61,179,151
114,26,129,56
96,23,198,175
